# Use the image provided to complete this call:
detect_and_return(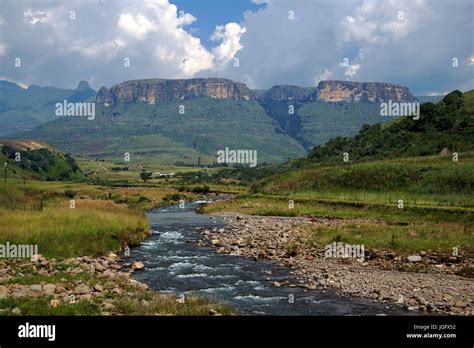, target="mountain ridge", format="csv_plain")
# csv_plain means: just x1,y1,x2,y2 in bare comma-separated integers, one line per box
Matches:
2,77,438,165
95,78,417,105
